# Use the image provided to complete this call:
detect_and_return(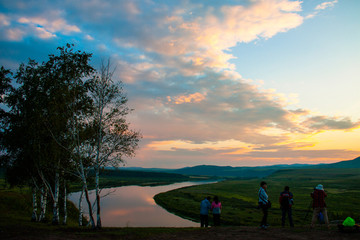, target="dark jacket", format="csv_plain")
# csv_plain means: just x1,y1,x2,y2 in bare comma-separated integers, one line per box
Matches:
311,189,327,208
